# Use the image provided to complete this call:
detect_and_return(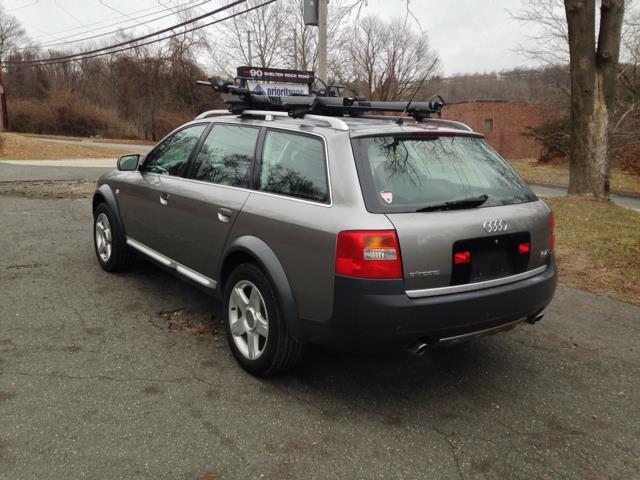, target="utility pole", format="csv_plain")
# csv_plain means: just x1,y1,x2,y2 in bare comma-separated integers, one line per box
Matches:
317,0,328,85
247,30,253,65
293,30,298,70
0,60,8,131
